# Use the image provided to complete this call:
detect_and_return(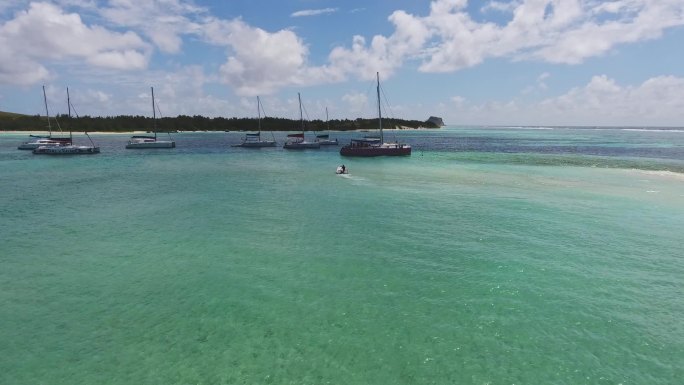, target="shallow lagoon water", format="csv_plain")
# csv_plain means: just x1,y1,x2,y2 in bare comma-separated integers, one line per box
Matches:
1,127,683,384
